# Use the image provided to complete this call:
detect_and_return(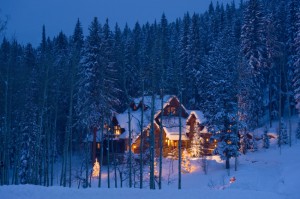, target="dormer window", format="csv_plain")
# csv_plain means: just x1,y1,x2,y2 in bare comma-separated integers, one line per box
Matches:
114,125,121,135
168,106,176,115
